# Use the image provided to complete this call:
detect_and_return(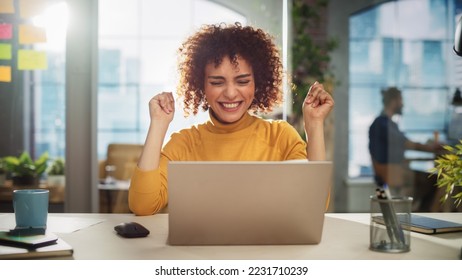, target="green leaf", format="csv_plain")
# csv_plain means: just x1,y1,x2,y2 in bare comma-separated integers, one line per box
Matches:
444,145,454,152
452,192,462,199
35,151,48,165
3,156,19,166
18,151,33,165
